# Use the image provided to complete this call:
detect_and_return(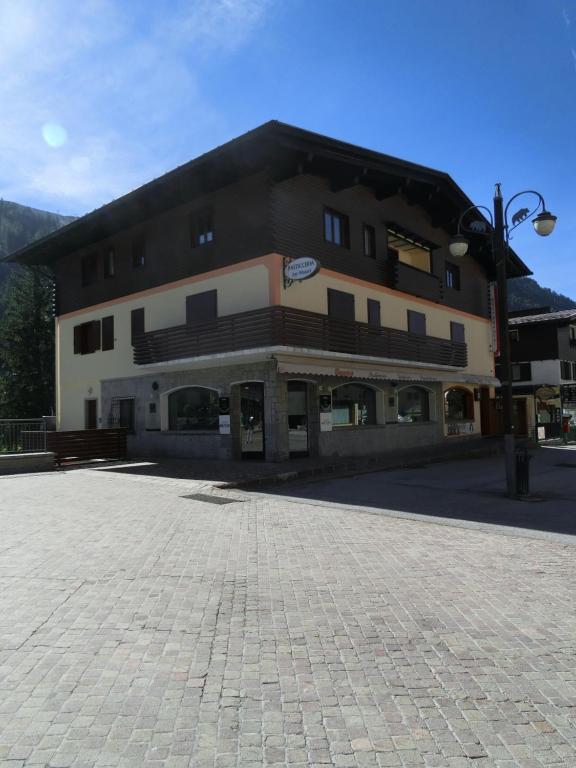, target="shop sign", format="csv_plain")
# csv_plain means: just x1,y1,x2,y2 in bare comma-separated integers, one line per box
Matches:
535,385,559,402
284,257,320,283
561,384,576,405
